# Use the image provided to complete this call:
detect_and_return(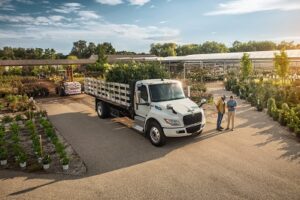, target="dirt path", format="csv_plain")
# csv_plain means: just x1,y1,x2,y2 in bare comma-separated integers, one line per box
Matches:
0,83,299,200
